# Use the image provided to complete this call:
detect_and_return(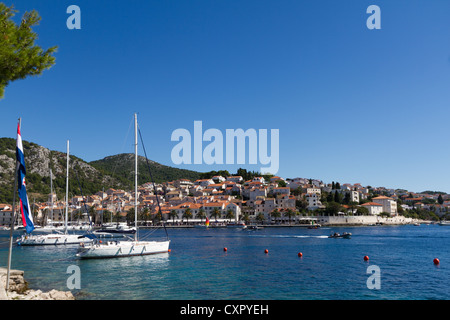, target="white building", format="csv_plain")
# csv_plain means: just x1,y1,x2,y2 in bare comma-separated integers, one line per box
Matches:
349,191,360,203
372,196,398,216
226,176,243,183
252,177,266,184
272,187,290,196
249,187,267,200
360,202,383,215
194,179,214,187
212,176,226,183
306,193,324,210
